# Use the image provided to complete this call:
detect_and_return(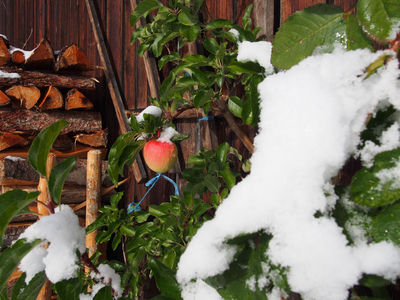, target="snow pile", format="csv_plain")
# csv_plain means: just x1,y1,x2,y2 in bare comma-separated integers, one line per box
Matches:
19,205,86,283
8,46,34,60
0,70,20,79
158,126,178,144
135,105,162,123
177,47,400,300
358,122,400,167
237,41,274,75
